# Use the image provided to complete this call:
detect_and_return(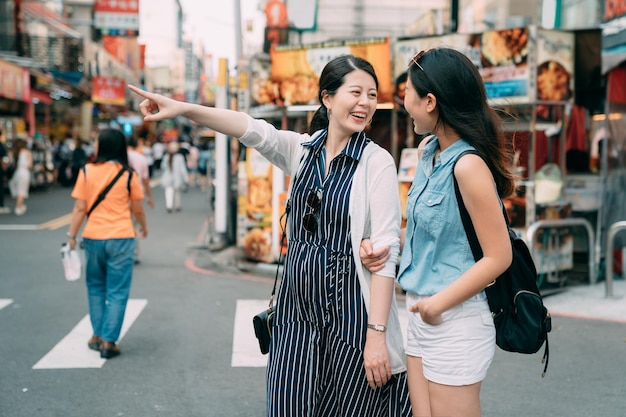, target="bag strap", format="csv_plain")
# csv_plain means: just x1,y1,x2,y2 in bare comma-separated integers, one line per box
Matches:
268,202,289,309
87,166,128,217
453,150,510,261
